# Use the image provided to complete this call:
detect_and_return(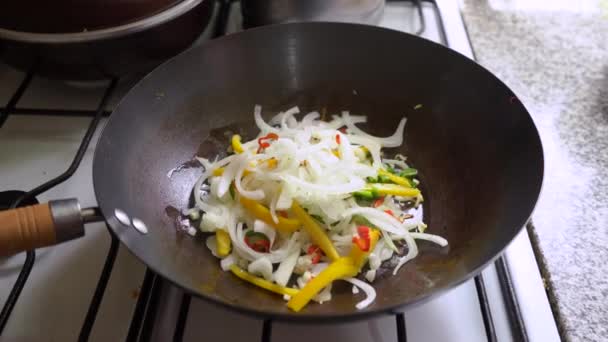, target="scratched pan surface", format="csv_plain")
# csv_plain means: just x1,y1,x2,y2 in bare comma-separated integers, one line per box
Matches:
92,23,543,321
